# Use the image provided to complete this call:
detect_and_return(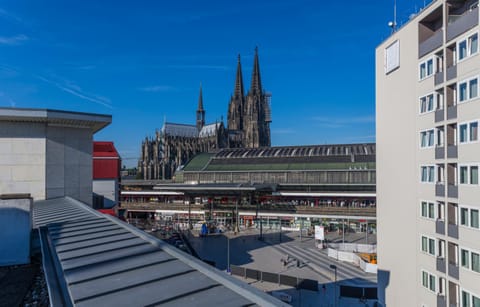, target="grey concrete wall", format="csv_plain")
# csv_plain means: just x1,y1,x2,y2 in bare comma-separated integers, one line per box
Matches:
0,122,46,200
0,195,32,266
46,126,93,205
